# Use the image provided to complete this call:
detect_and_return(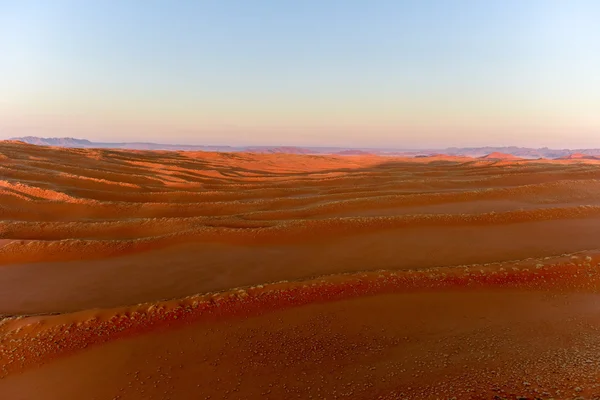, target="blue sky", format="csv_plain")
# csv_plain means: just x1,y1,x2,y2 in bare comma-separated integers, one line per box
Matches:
1,0,600,147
